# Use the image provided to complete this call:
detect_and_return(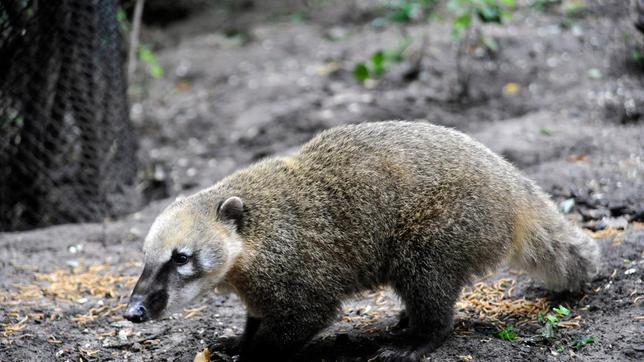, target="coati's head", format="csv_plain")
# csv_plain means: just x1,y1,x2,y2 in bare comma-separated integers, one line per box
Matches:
124,195,244,323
